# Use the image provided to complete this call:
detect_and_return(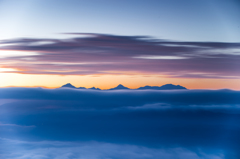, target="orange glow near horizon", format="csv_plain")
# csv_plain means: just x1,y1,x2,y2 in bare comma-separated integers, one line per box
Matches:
0,73,240,90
